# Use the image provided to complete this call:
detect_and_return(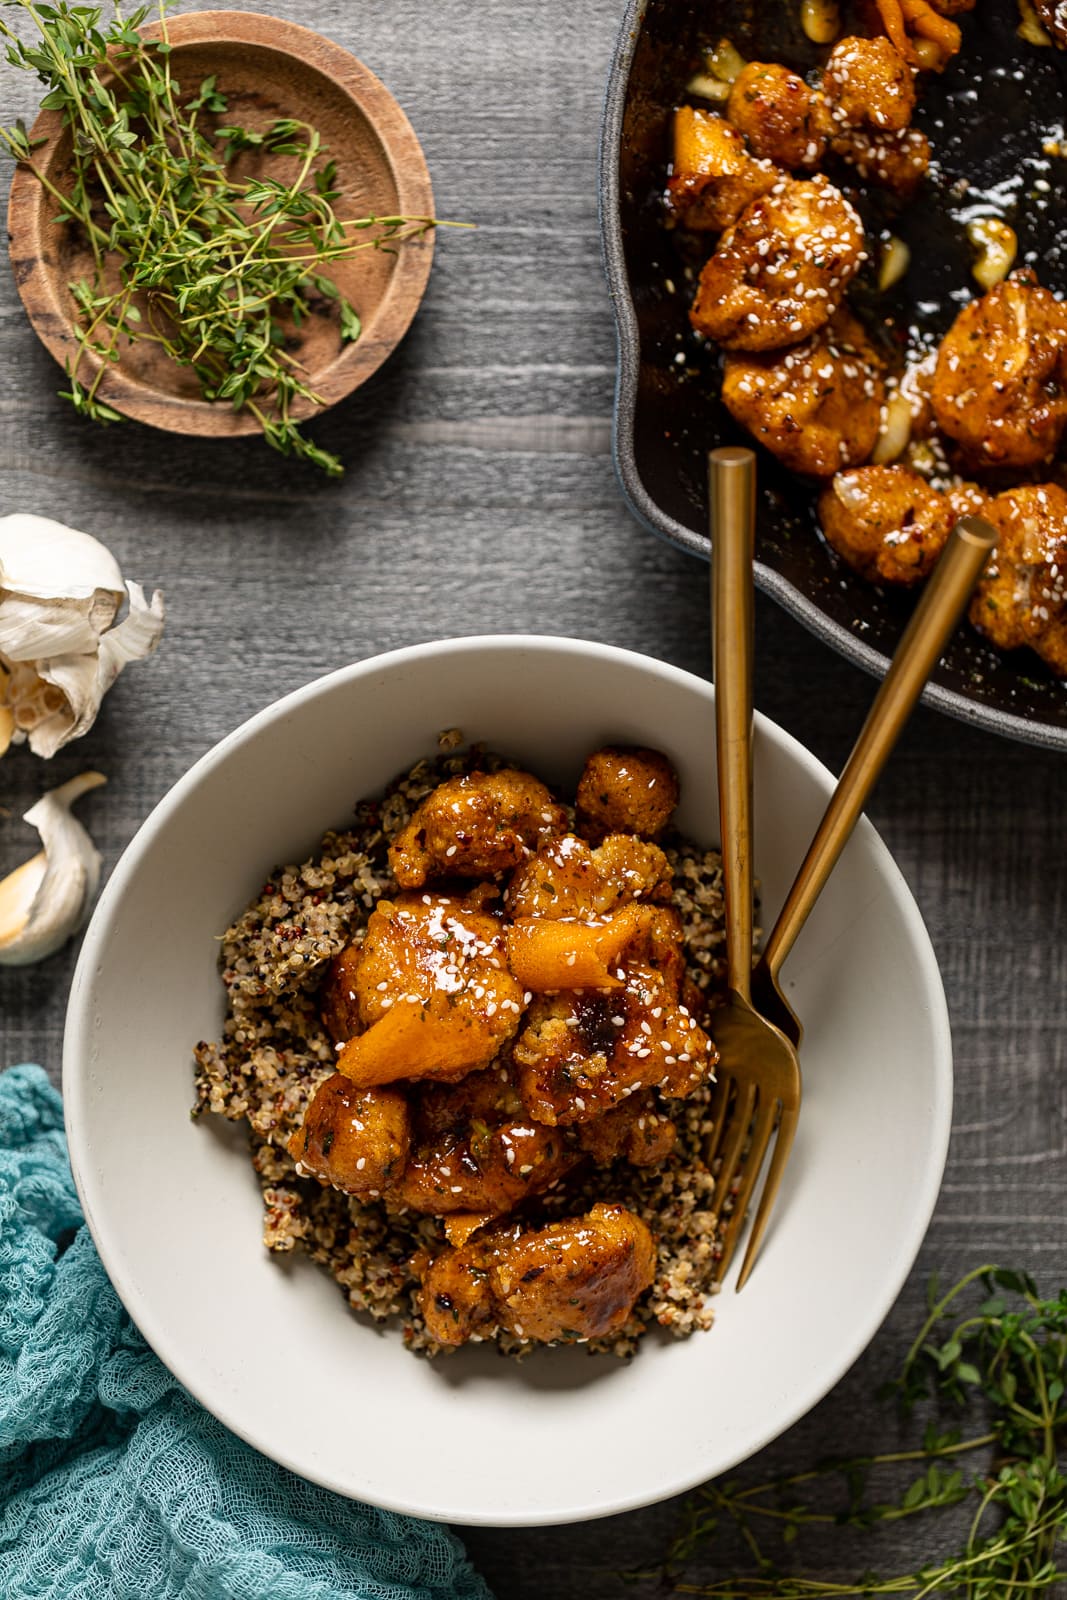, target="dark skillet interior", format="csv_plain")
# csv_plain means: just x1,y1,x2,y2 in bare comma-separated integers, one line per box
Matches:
604,0,1067,748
